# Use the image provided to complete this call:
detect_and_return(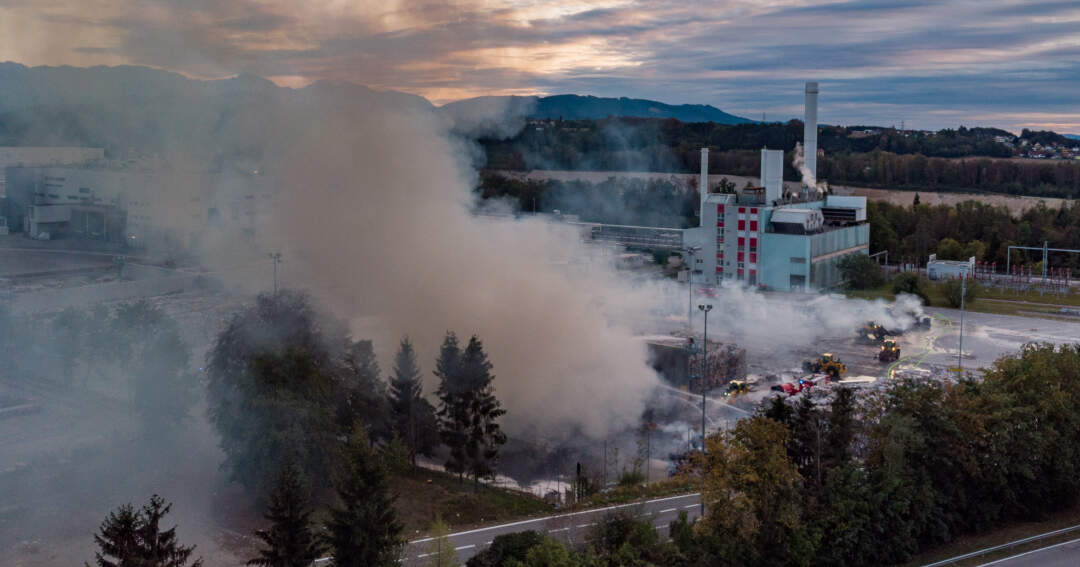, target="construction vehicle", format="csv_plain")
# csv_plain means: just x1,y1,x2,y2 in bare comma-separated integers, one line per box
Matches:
803,353,847,379
726,380,749,396
770,378,815,396
879,339,900,363
857,321,889,344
